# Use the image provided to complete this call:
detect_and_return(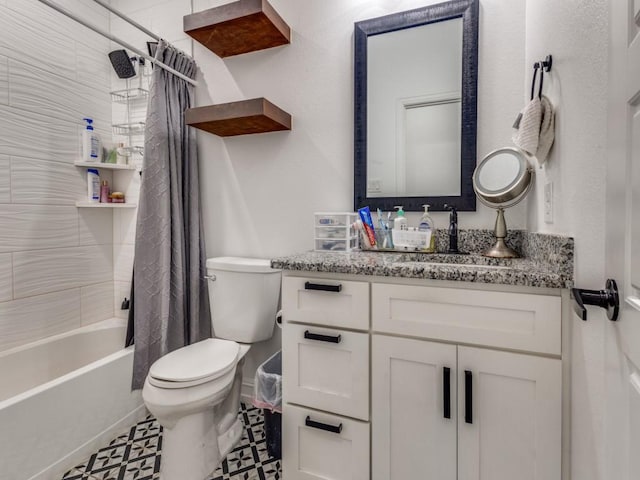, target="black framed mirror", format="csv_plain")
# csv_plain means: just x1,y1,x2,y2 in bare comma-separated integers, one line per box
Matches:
354,0,479,212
